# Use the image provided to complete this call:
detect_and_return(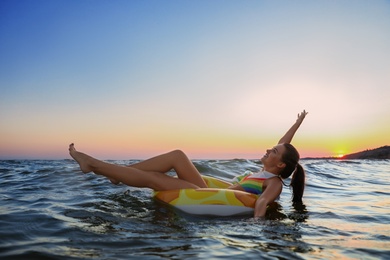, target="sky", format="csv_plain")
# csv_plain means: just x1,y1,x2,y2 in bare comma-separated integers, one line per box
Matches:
0,0,389,160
